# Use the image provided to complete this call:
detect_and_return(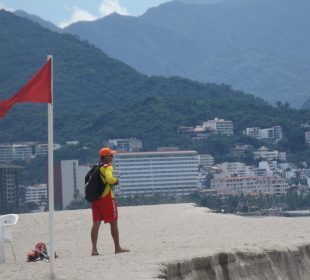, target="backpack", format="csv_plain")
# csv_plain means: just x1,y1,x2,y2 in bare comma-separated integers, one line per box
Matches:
26,242,58,262
84,163,106,202
27,242,49,262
